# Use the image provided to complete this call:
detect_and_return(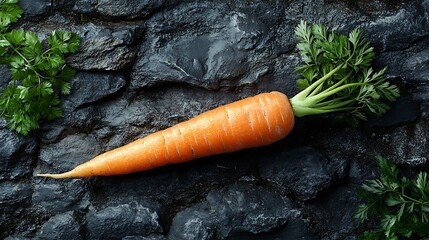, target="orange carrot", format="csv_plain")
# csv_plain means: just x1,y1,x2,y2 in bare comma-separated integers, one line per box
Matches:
37,91,295,178
37,21,400,179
